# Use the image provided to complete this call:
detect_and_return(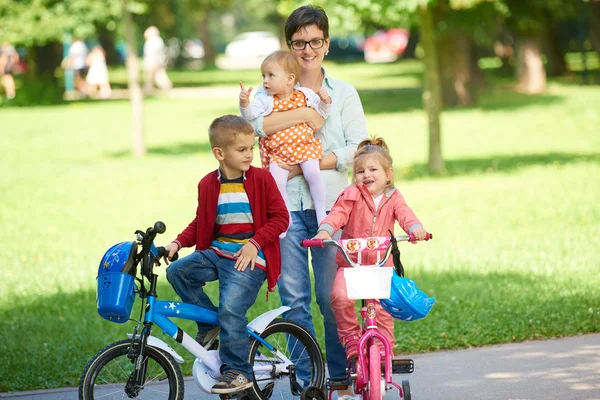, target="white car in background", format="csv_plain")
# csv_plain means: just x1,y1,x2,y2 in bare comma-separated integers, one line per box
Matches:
219,31,281,70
